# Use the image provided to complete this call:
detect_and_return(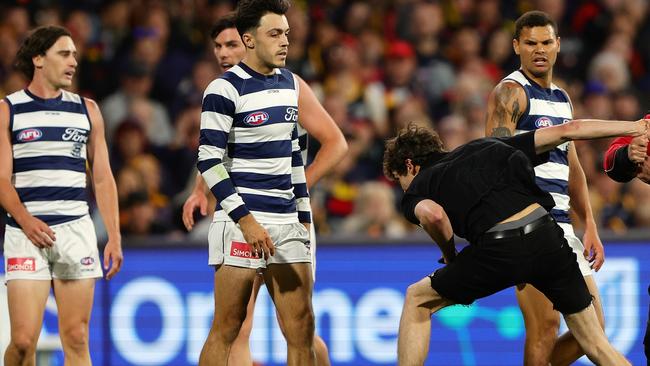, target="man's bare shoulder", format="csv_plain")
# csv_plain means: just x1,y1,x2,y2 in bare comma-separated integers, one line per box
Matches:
491,80,526,101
